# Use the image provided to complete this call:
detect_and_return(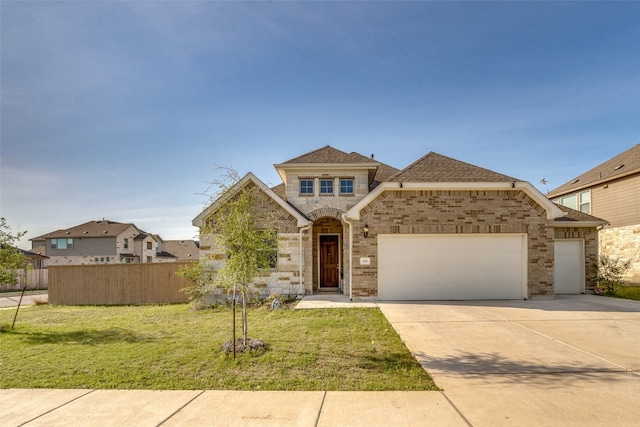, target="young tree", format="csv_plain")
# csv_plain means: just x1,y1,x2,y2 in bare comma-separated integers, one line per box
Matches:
0,218,32,329
193,168,278,357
